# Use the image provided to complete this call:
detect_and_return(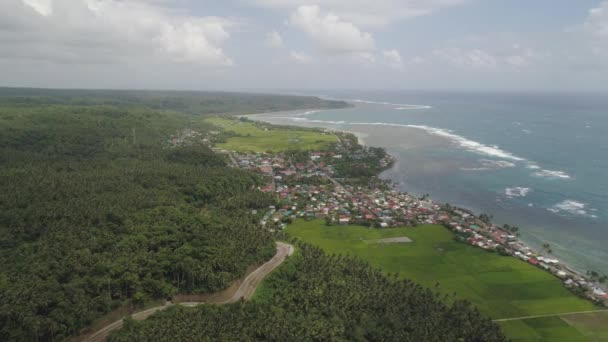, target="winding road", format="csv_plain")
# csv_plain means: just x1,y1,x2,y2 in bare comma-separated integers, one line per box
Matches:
83,242,294,342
